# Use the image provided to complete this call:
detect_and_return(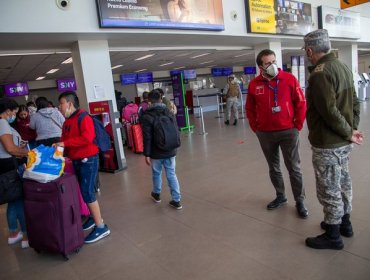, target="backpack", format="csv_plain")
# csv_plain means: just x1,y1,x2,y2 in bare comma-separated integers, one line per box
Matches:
151,110,181,151
122,103,139,122
78,111,111,153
